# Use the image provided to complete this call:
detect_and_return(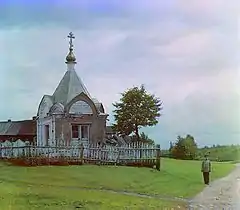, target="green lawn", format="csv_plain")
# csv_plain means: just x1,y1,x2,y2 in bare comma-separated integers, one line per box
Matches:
0,181,185,210
0,158,235,209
